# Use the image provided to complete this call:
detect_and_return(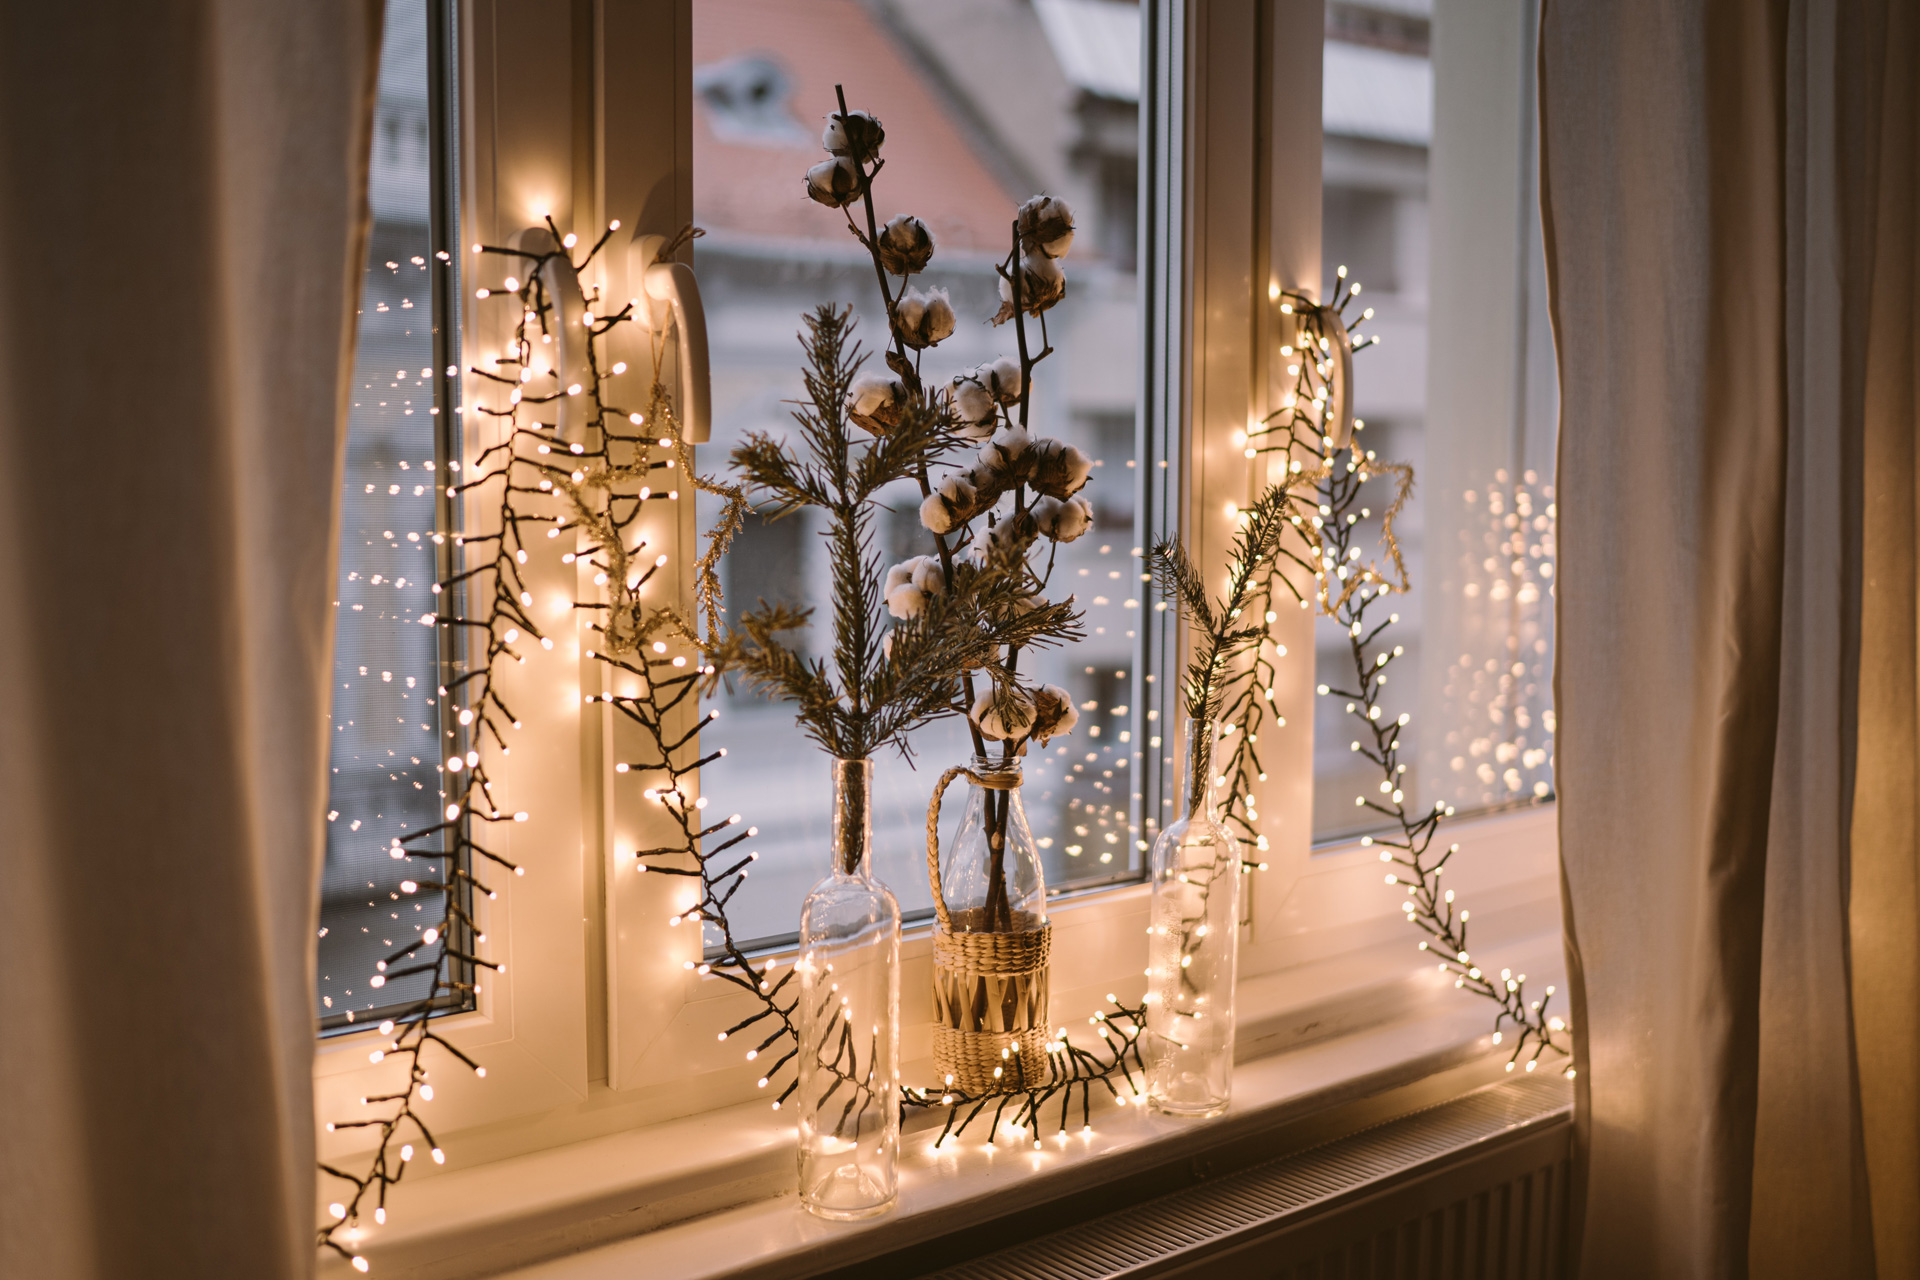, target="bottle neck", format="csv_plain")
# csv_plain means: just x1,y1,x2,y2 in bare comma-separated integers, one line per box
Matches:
1179,718,1219,823
831,757,874,877
969,753,1023,787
